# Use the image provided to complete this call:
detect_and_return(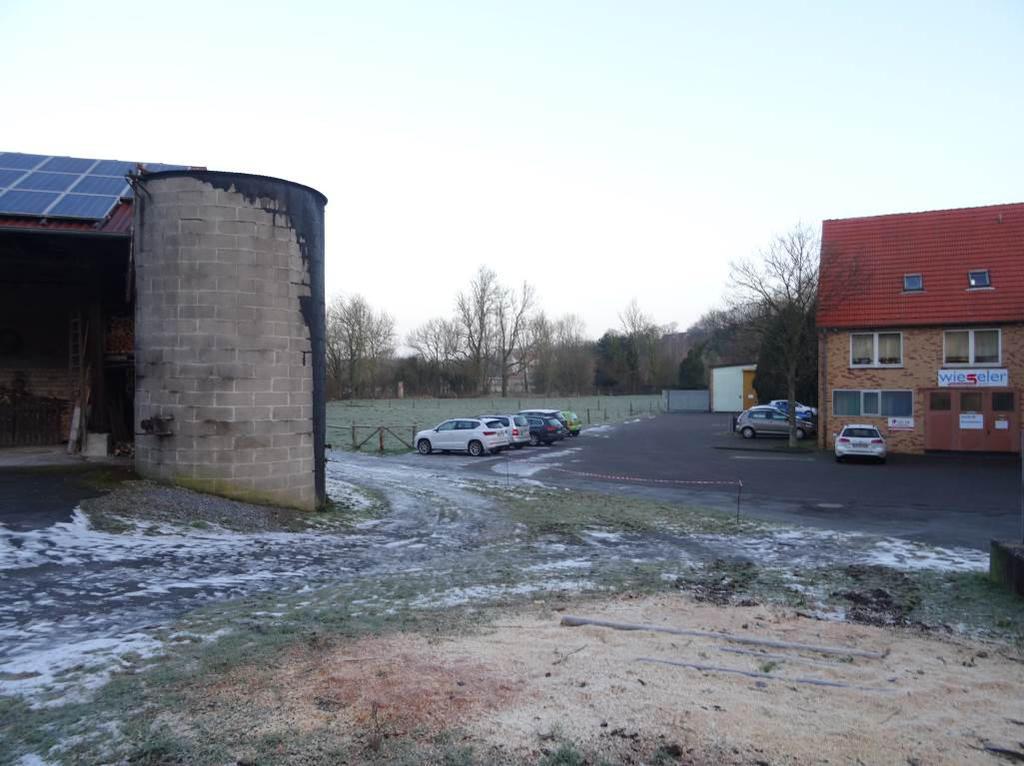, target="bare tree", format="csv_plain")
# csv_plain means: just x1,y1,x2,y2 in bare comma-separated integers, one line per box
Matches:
326,294,395,398
553,313,592,394
455,266,499,394
618,298,661,392
730,224,819,447
365,310,396,396
407,317,463,395
494,281,535,397
523,312,554,394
